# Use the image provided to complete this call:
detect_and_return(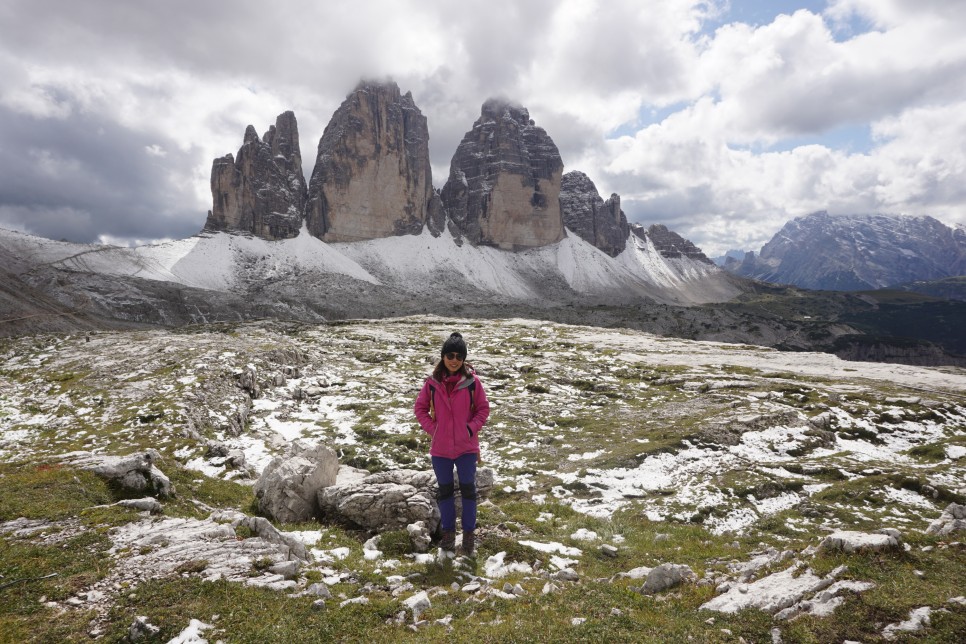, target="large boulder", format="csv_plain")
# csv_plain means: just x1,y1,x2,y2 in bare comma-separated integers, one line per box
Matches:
319,481,438,532
204,111,307,240
441,98,565,250
304,80,443,242
318,467,495,533
253,441,339,523
559,171,629,257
